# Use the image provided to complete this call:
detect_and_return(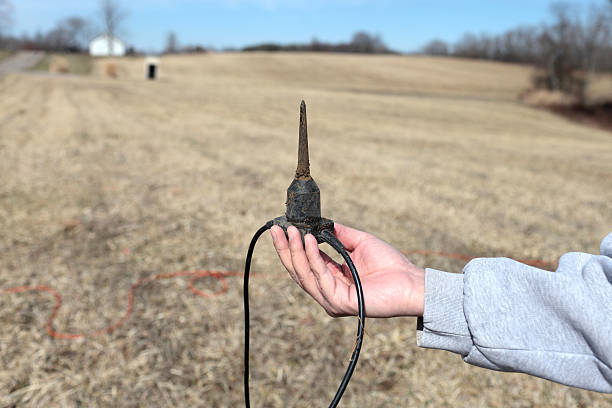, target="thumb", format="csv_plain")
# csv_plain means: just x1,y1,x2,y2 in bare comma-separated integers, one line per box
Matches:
333,223,370,252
